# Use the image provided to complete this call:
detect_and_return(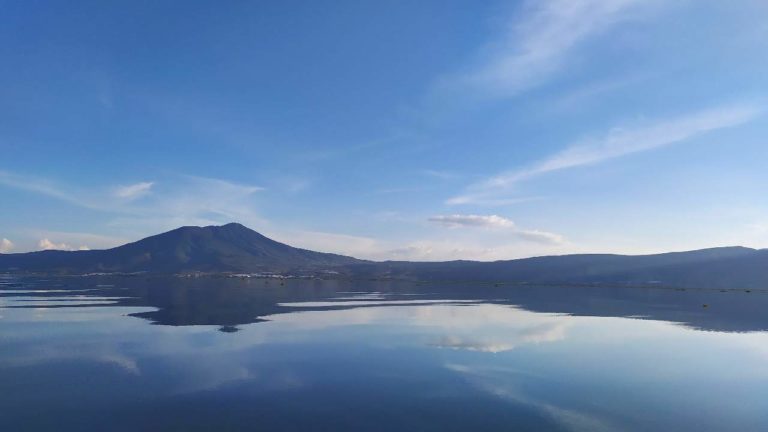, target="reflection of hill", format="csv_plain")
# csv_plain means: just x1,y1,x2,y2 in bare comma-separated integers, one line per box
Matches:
3,276,767,333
